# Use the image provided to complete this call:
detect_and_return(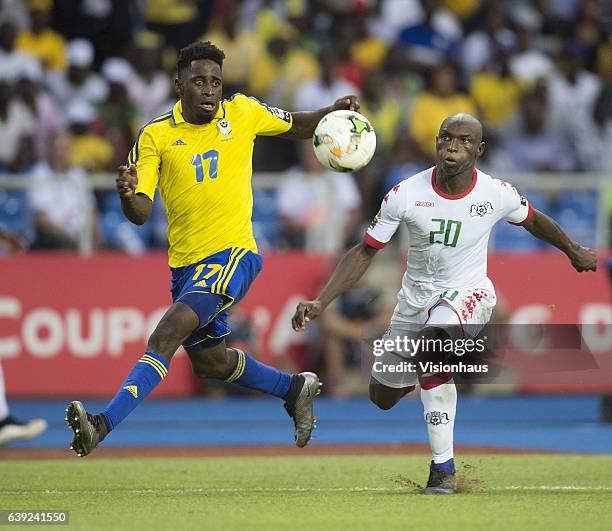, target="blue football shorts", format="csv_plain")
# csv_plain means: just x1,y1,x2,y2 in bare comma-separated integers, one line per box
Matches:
170,247,263,350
